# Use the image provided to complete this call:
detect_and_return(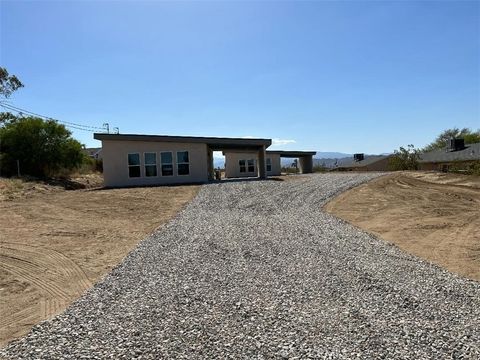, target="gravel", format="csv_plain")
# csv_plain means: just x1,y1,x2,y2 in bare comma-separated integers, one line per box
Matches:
2,173,479,359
